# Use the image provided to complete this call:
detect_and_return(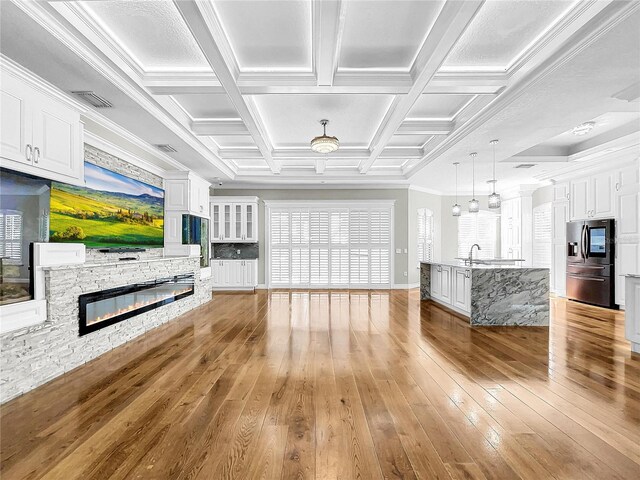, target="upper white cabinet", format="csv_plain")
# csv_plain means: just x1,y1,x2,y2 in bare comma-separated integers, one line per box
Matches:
211,196,259,243
164,172,211,216
570,171,615,220
0,69,84,184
